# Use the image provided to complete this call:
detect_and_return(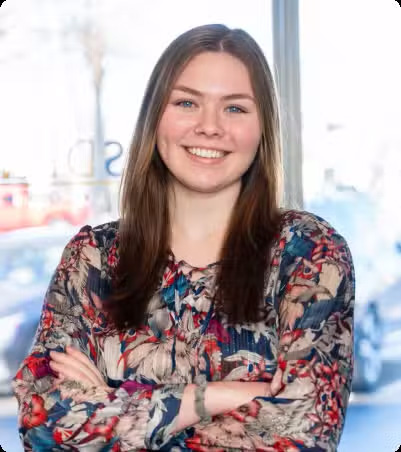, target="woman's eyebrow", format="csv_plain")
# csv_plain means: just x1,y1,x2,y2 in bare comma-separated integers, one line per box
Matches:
173,85,255,103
